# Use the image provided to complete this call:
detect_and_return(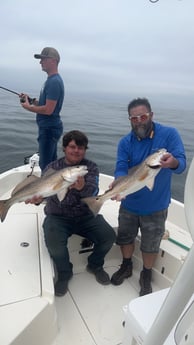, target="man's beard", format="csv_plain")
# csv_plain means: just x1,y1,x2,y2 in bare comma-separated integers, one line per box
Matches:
132,121,153,139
